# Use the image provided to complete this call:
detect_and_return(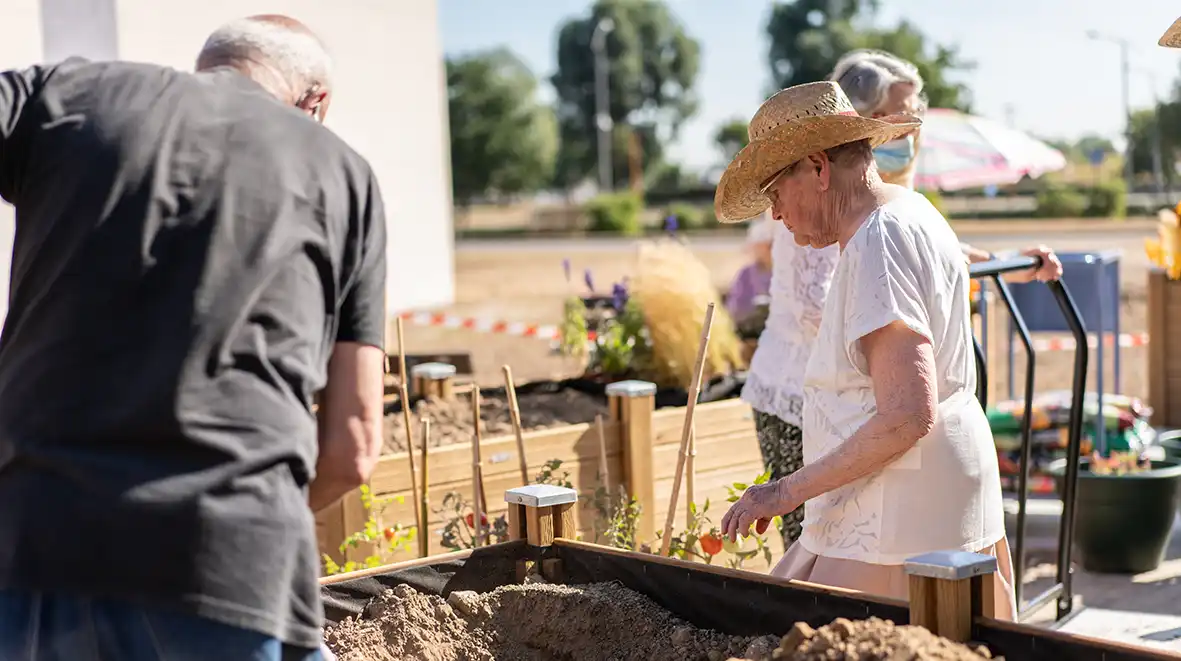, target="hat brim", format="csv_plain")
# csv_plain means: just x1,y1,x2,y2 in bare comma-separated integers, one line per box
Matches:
713,114,921,223
1161,17,1181,48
